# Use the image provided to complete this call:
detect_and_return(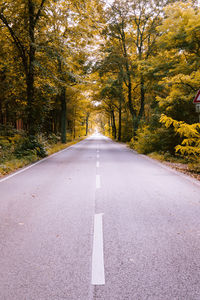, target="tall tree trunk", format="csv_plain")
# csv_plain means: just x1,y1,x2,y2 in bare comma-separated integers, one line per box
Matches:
0,99,3,125
118,98,122,141
27,0,36,135
132,75,145,134
120,25,137,136
107,117,110,136
138,75,145,122
61,87,66,143
118,70,123,141
57,56,67,143
86,113,89,136
73,108,76,139
111,110,116,139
